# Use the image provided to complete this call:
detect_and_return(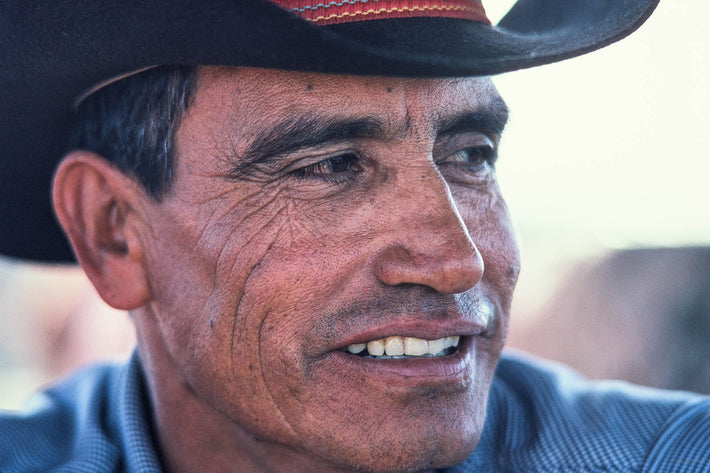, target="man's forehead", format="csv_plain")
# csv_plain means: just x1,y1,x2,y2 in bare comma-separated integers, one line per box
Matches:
188,66,506,145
